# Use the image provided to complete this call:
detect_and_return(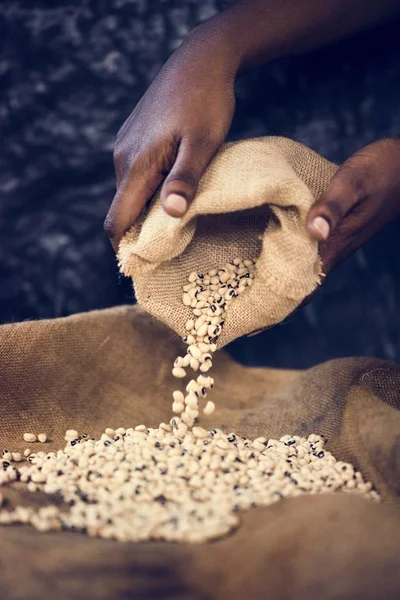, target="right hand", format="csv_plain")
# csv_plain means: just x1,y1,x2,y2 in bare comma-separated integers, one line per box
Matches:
105,23,238,251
